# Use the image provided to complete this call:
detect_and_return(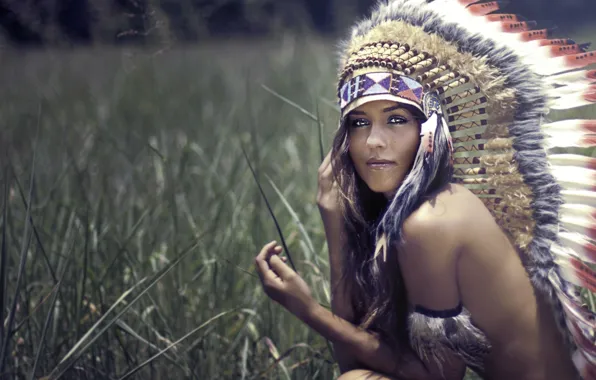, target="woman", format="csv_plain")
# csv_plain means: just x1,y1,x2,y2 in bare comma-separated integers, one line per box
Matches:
255,1,596,379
